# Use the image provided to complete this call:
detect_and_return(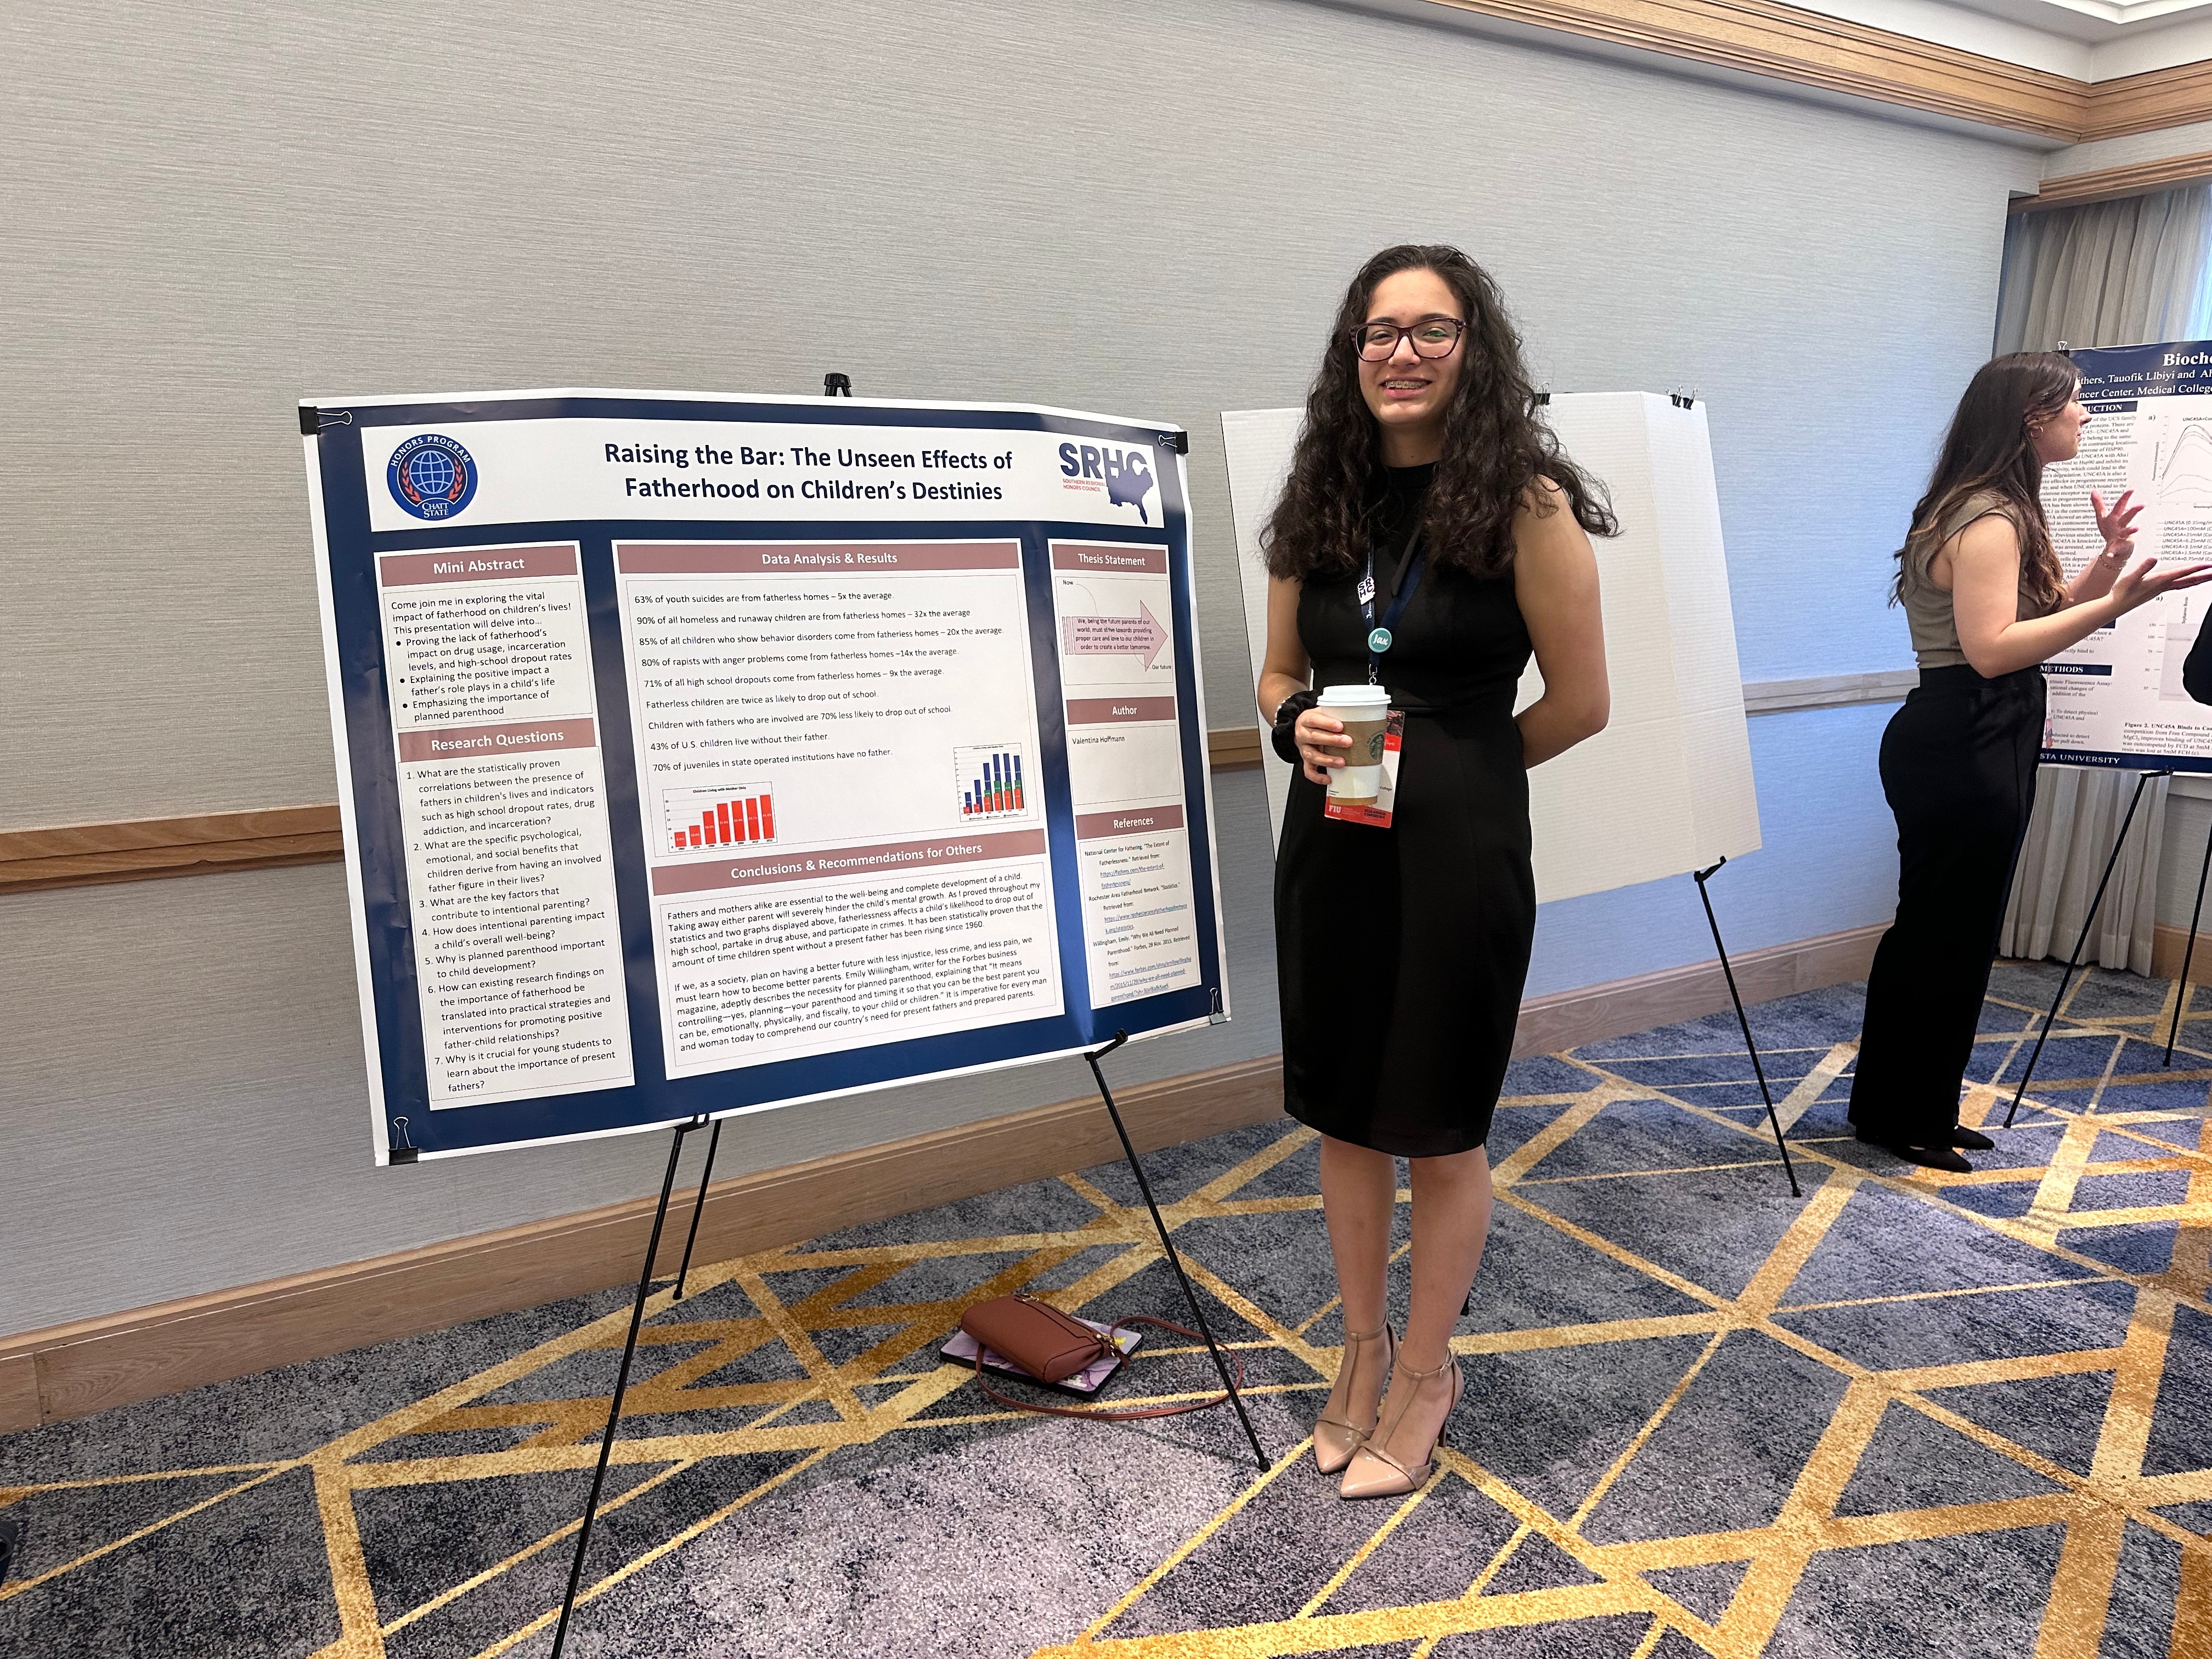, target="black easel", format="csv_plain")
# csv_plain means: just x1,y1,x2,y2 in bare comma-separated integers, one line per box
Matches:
672,1120,724,1300
2164,815,2212,1066
2005,768,2168,1126
550,1114,713,1658
1085,1032,1269,1470
1692,858,1802,1197
556,366,851,1650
